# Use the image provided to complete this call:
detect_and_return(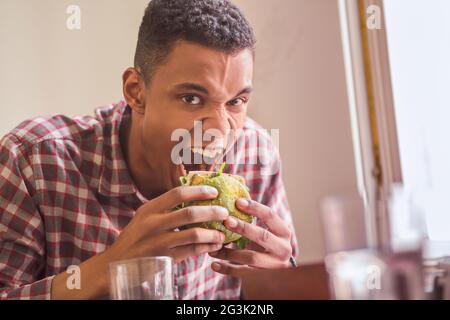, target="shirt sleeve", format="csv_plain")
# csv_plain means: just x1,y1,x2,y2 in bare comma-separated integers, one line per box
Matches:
0,134,53,300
